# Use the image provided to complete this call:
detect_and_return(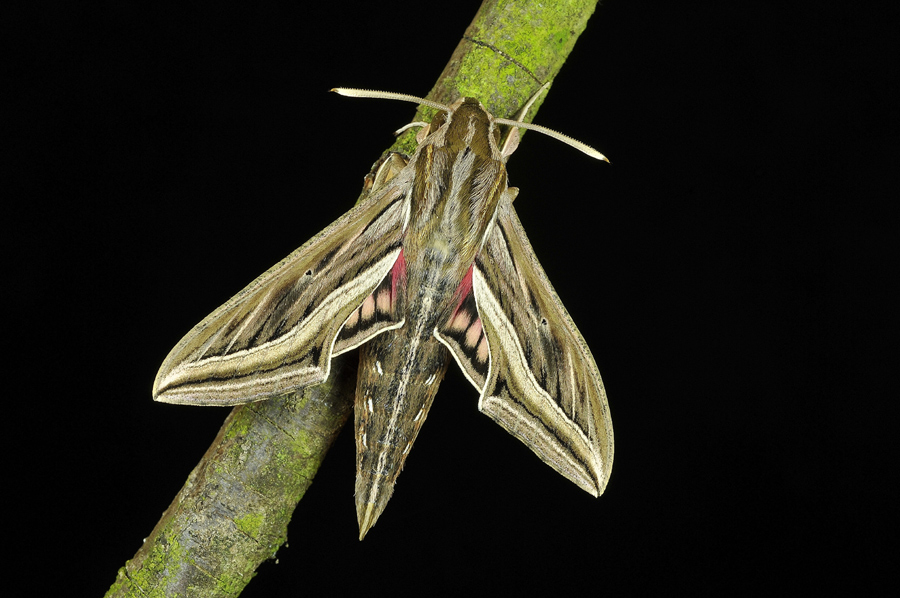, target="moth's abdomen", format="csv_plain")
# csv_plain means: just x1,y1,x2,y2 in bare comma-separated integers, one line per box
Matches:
353,327,449,540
